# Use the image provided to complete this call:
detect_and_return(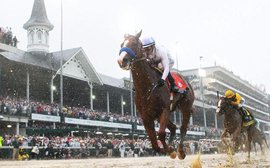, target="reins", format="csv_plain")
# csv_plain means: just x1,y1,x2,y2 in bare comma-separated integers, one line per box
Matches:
119,37,160,101
147,83,158,100
131,57,160,101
